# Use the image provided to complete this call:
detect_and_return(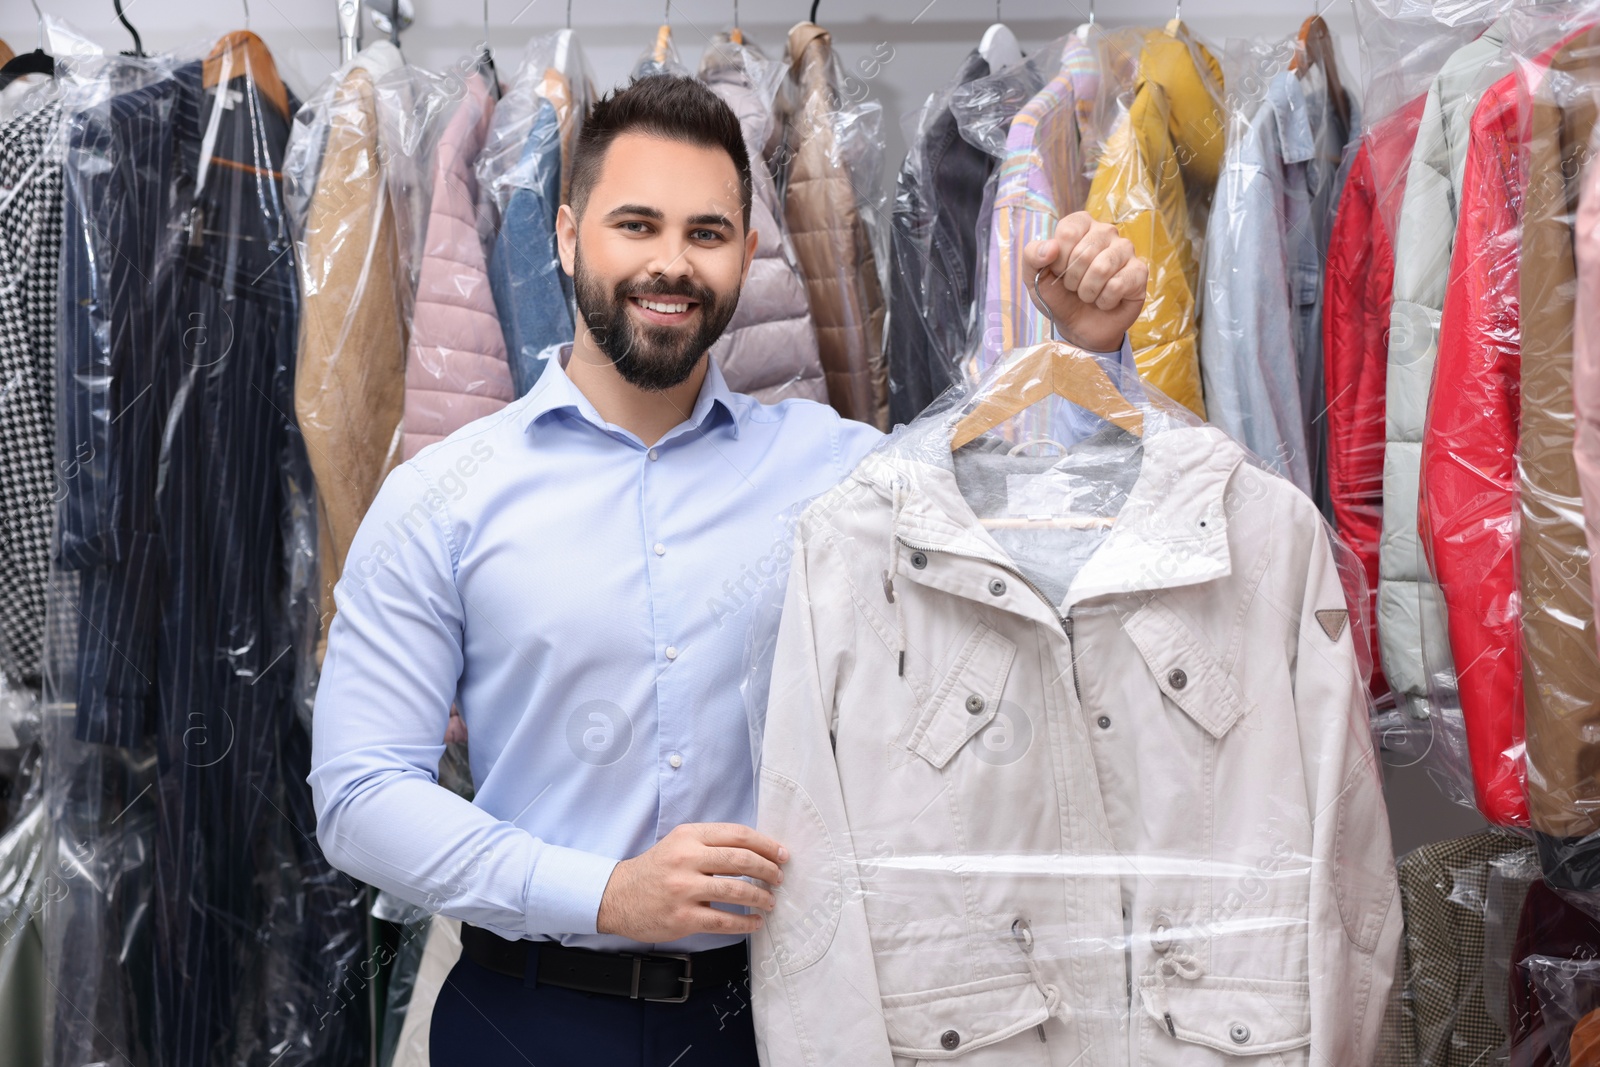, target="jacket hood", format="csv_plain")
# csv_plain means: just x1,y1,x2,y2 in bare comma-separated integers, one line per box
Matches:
1138,24,1226,188
847,412,1247,611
